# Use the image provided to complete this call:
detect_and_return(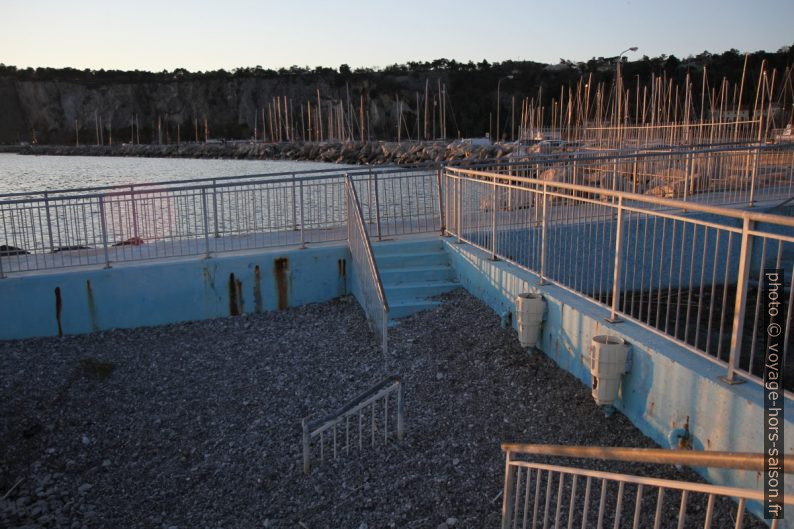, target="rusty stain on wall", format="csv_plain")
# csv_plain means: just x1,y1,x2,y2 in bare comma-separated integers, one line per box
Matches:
86,280,98,332
274,257,289,310
54,286,63,337
253,265,263,314
228,273,242,316
236,275,244,314
337,258,347,294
